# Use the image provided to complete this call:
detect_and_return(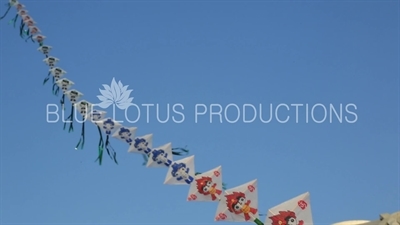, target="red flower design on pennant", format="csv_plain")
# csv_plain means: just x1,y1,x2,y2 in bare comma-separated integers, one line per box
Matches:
218,213,227,220
248,185,255,192
298,200,307,210
214,171,220,177
189,194,197,201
